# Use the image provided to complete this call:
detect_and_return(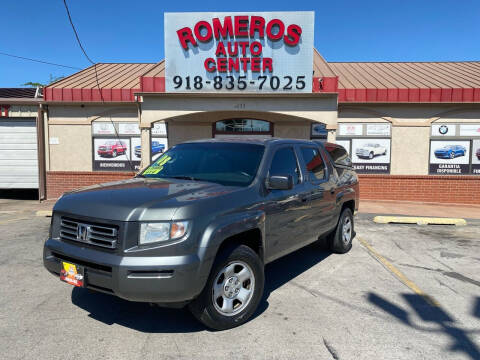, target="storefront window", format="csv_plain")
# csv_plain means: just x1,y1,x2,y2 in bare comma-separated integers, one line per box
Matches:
215,119,272,134
336,122,391,174
429,122,480,175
